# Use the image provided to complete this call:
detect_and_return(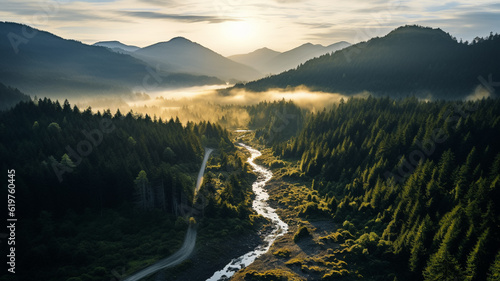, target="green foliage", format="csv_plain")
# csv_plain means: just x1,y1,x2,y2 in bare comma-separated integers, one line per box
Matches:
487,251,500,281
48,122,62,133
189,217,196,225
423,248,465,281
127,136,136,146
244,269,304,281
294,226,311,243
60,153,76,168
163,146,176,163
135,170,148,185
236,25,500,99
270,97,500,280
247,100,305,144
0,98,237,281
273,248,291,258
